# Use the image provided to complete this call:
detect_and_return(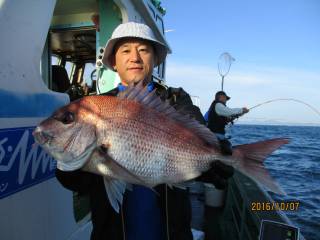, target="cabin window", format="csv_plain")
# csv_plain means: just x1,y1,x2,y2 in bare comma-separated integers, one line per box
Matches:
52,55,60,65
65,61,75,82
83,62,97,94
44,26,97,100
